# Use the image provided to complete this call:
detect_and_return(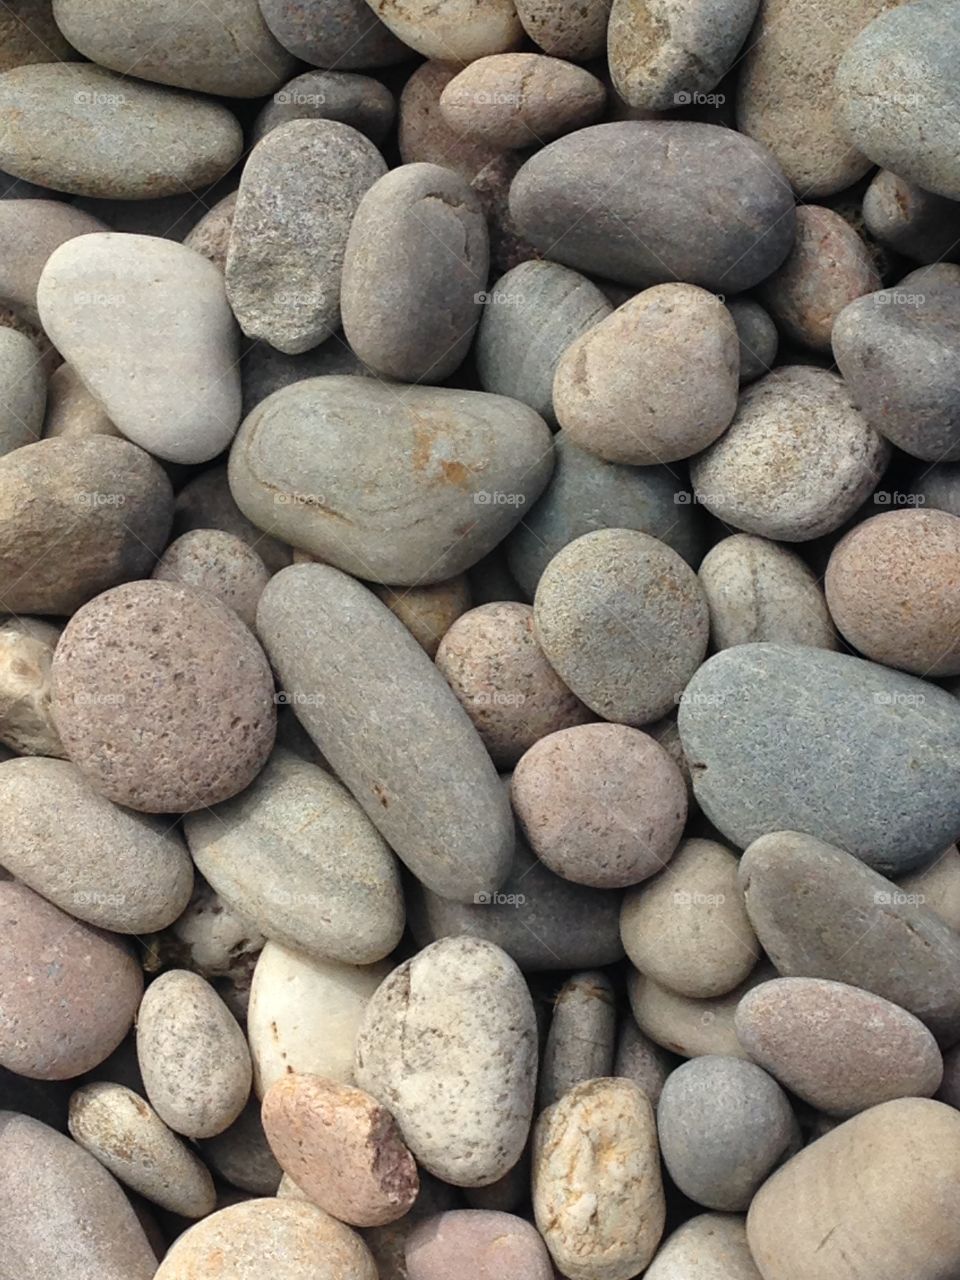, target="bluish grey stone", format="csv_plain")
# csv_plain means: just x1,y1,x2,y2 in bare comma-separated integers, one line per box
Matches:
727,298,778,383
678,644,960,873
253,71,396,146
